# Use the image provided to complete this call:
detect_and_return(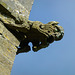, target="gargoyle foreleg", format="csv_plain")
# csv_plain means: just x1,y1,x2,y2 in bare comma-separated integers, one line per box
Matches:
32,40,40,52
32,40,49,52
16,39,30,55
